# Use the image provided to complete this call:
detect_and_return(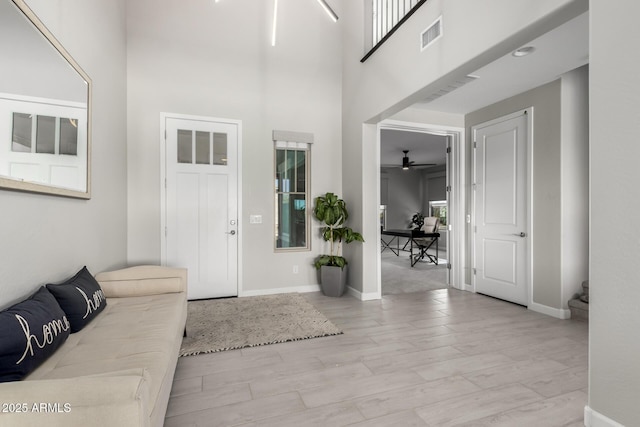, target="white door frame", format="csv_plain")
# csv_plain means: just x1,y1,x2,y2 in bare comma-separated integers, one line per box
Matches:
160,112,243,295
471,108,533,306
376,119,466,296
